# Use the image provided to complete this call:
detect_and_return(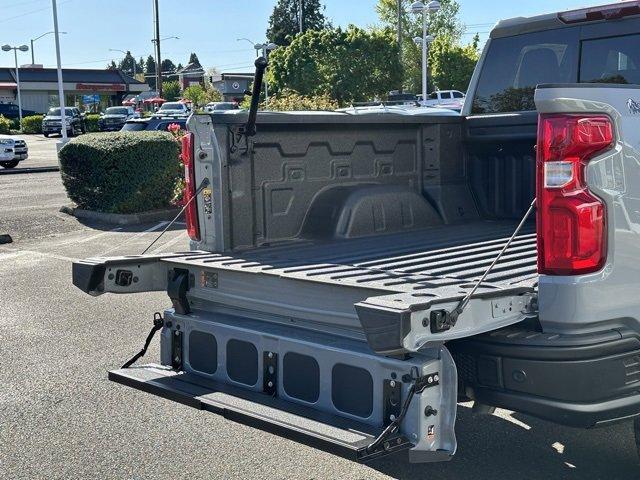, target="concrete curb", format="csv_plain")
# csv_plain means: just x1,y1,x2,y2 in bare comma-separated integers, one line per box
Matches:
59,206,182,226
0,166,60,175
0,234,13,244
